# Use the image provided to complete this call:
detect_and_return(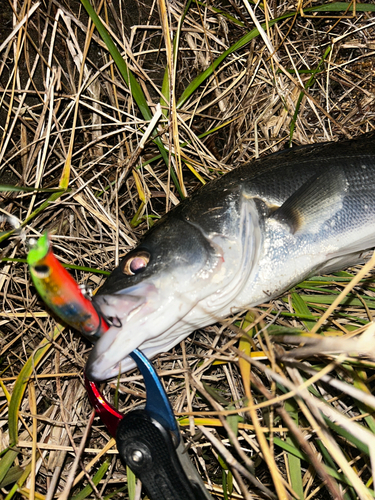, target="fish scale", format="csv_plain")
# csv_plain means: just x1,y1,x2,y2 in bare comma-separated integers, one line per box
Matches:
86,132,375,380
